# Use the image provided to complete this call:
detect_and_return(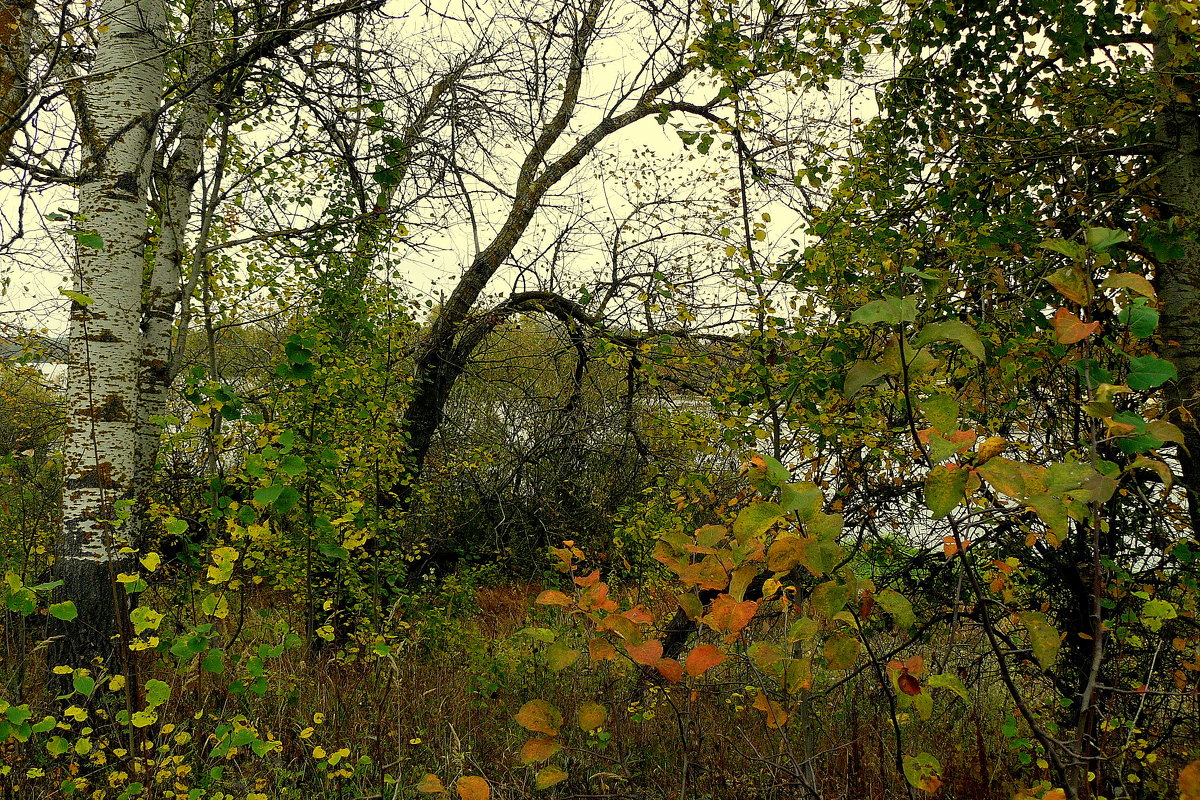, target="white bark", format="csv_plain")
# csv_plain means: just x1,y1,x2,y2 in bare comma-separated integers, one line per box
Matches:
136,0,216,486
61,0,166,565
